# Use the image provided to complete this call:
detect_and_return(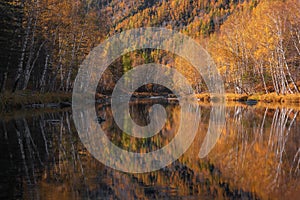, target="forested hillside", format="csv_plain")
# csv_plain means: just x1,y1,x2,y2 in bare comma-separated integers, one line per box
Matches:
209,0,300,95
0,0,299,95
